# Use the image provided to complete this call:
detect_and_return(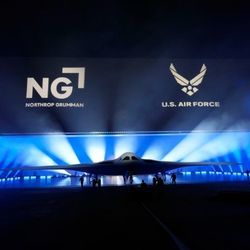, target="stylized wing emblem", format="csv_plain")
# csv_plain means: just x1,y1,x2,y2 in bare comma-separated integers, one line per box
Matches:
169,63,207,96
